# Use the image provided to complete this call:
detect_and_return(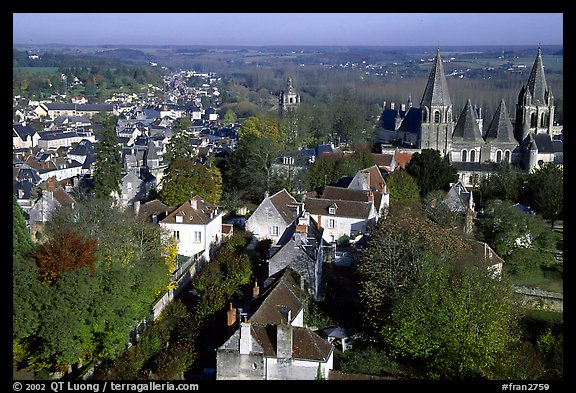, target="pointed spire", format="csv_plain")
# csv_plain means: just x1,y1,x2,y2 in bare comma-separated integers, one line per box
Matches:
452,99,483,142
420,48,452,107
485,99,516,143
526,47,548,105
